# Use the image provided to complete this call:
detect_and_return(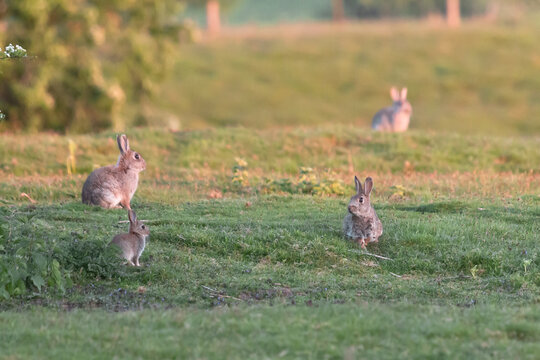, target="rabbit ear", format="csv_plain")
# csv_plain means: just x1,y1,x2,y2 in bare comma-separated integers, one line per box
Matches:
364,177,373,196
117,134,130,154
390,87,400,101
128,209,137,223
122,135,130,151
400,88,408,101
355,176,363,195
117,135,125,154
